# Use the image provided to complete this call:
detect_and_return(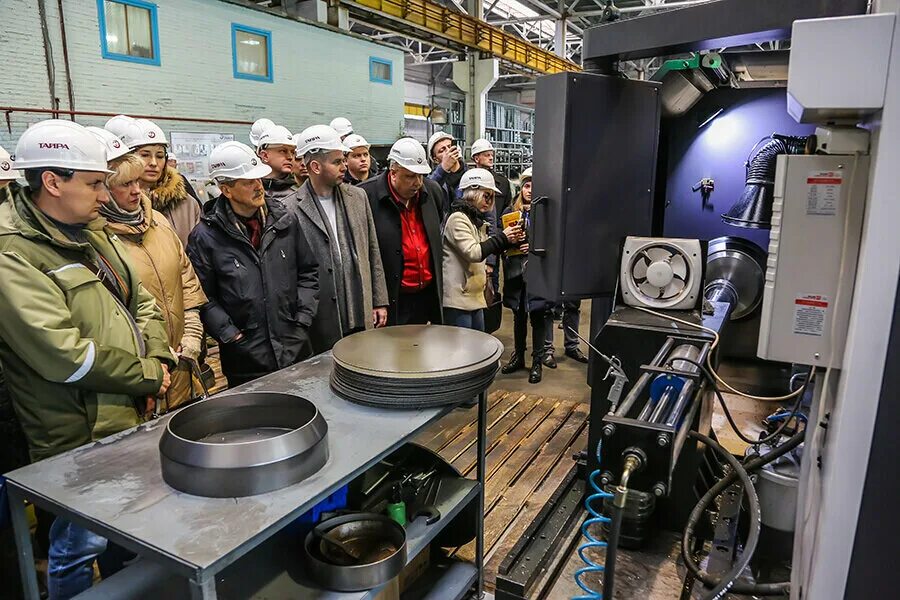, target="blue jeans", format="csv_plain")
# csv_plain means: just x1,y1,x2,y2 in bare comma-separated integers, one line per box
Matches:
48,518,107,599
445,307,485,331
